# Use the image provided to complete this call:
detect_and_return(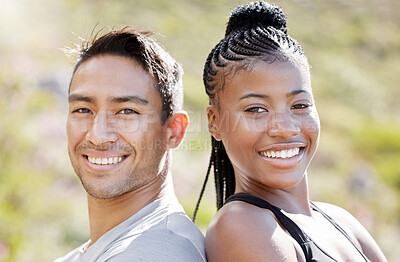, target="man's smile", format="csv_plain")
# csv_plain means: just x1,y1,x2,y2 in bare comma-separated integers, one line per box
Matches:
86,155,128,165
